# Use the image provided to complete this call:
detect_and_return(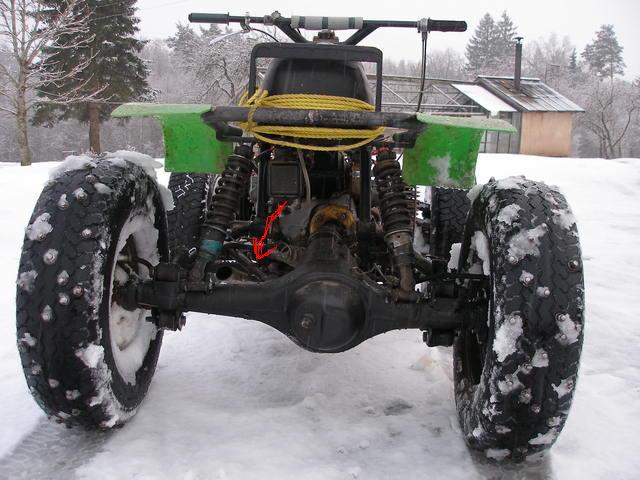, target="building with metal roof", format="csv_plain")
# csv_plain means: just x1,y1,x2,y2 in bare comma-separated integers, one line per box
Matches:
471,75,584,156
477,76,583,113
450,83,516,116
366,38,584,157
367,72,583,156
